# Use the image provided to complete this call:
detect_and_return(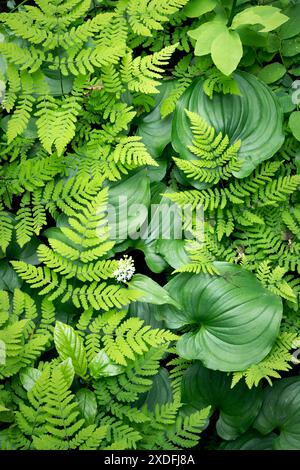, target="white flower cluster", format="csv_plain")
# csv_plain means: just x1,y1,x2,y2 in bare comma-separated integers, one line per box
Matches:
113,255,135,282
